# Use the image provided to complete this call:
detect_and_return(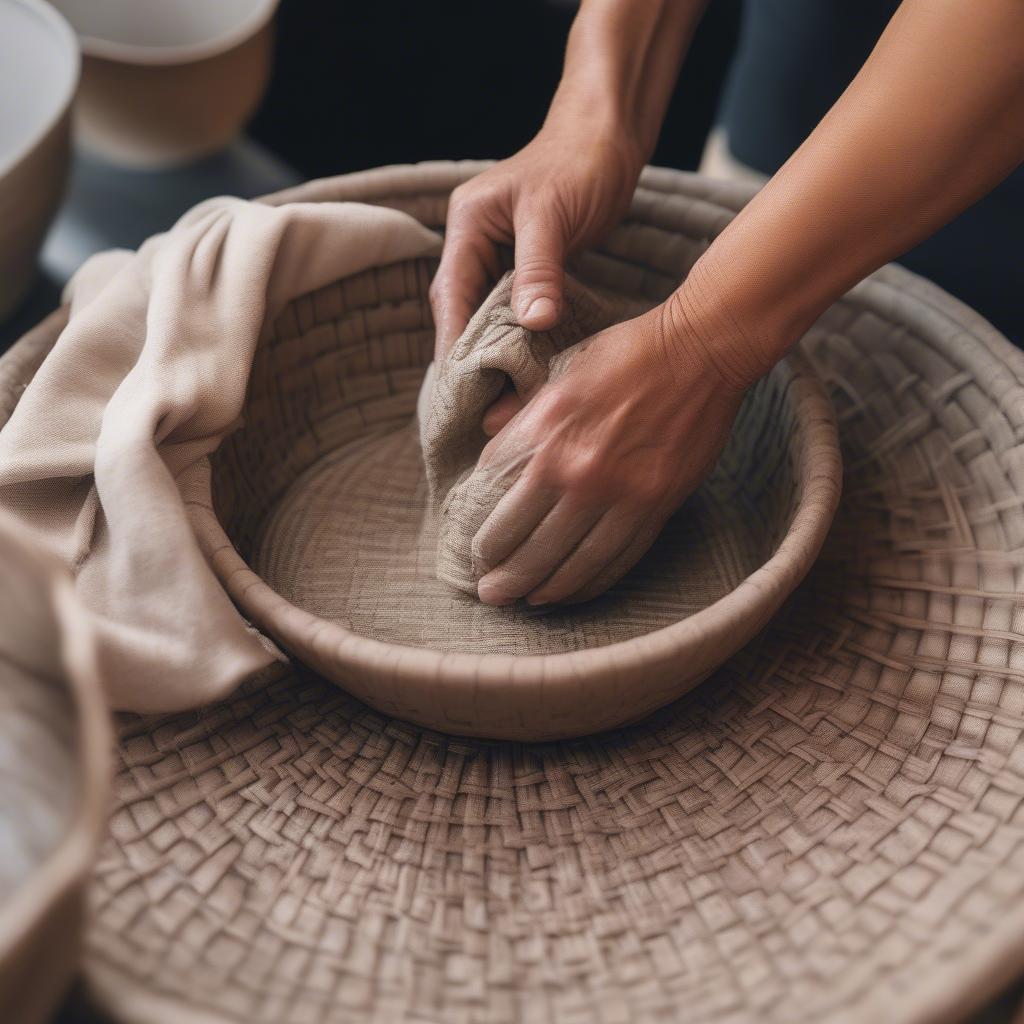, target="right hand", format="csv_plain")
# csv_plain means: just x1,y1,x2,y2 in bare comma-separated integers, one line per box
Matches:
429,120,644,363
468,295,749,606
